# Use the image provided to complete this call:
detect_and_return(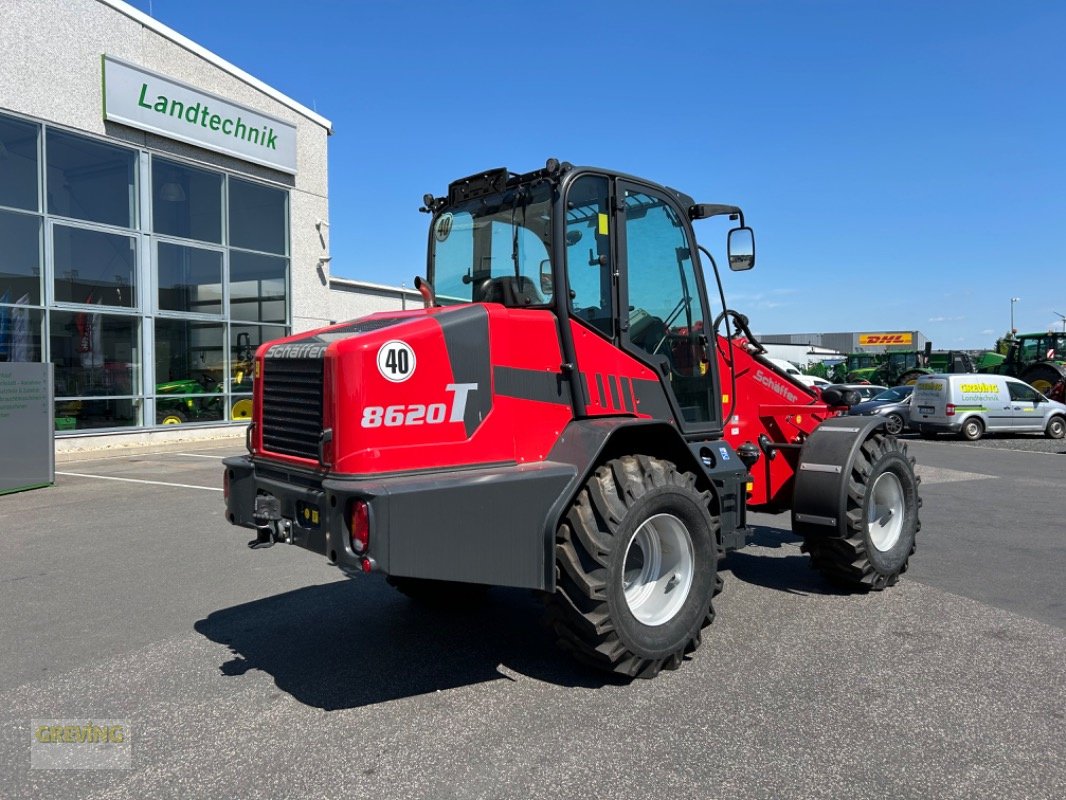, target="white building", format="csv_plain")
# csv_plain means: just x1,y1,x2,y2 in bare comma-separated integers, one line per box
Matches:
0,0,409,442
